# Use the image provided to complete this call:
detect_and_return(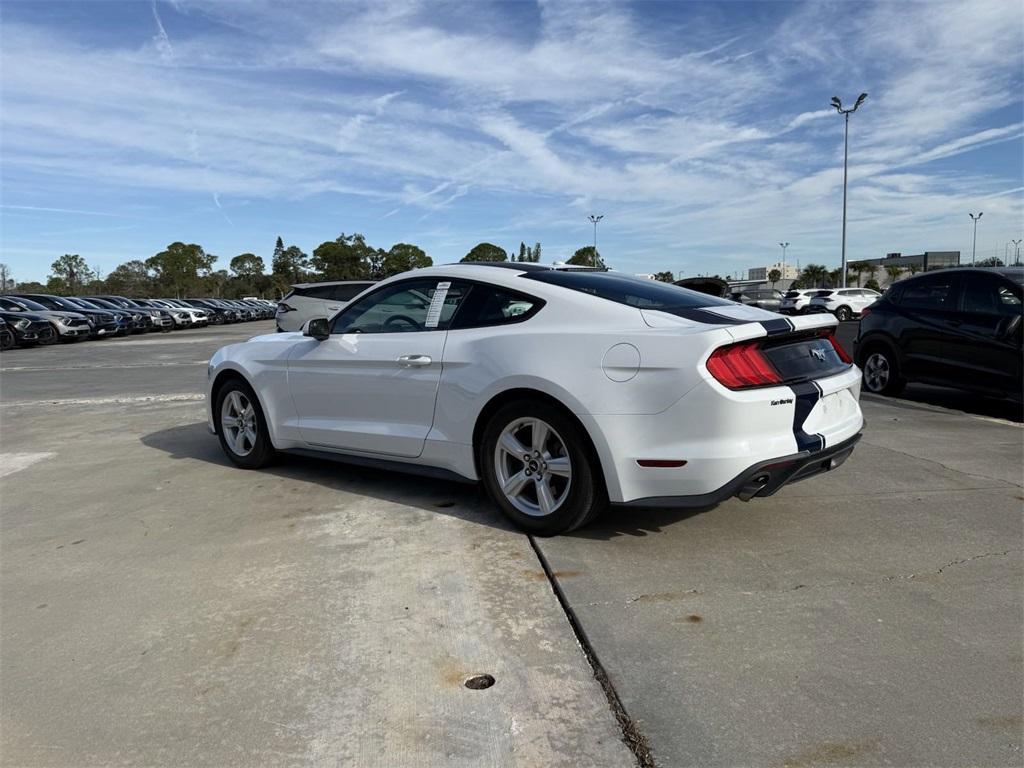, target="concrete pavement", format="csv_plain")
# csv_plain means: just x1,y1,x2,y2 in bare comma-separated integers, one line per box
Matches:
2,319,1021,767
0,324,634,767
